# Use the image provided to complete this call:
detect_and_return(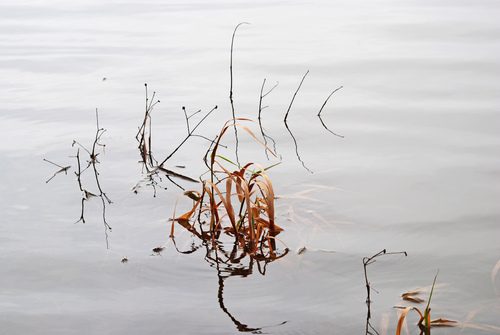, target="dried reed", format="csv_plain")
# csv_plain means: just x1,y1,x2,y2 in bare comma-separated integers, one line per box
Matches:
396,272,460,335
170,119,286,260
